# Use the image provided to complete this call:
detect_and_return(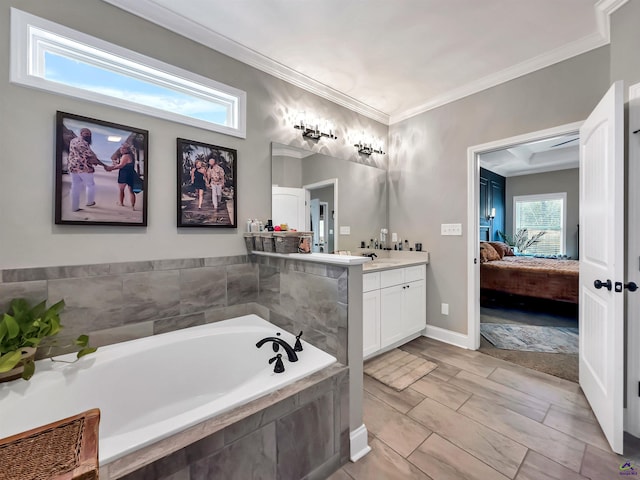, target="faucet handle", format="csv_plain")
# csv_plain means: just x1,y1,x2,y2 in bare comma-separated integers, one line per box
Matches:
294,331,303,352
269,354,285,373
